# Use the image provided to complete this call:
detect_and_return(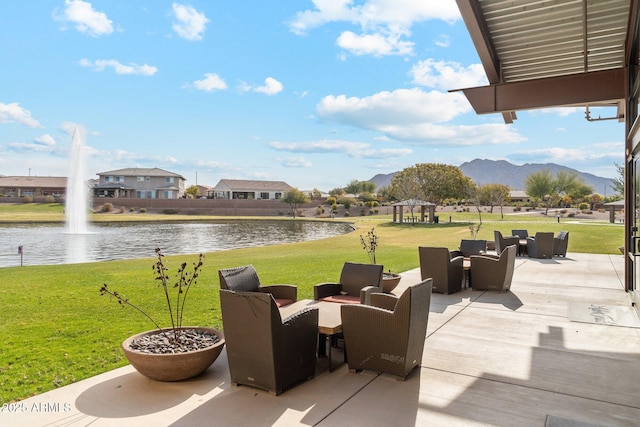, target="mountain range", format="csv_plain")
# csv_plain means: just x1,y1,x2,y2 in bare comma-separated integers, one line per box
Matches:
369,159,616,196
